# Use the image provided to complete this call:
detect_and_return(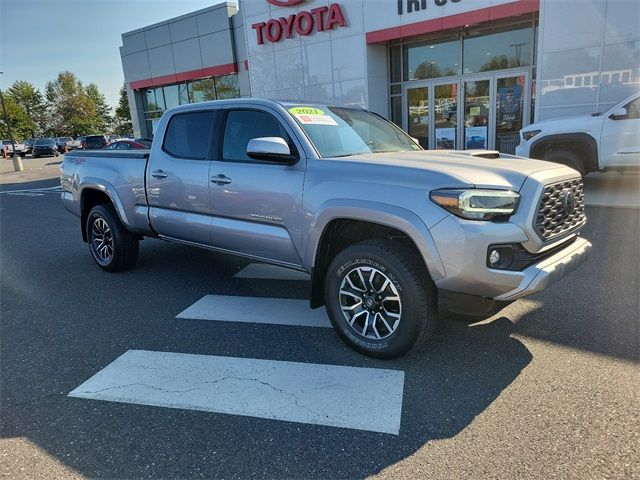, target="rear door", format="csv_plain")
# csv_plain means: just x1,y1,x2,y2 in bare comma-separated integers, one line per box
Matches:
147,109,217,245
208,106,306,267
